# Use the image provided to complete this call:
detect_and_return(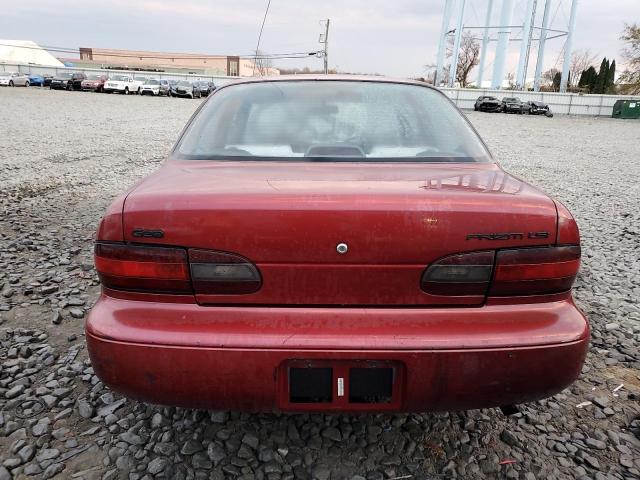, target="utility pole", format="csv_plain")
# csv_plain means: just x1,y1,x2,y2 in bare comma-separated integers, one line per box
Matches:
492,0,514,89
559,0,578,92
319,19,330,74
516,0,536,89
435,0,454,86
476,0,494,88
448,0,466,88
533,0,551,91
521,0,538,88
